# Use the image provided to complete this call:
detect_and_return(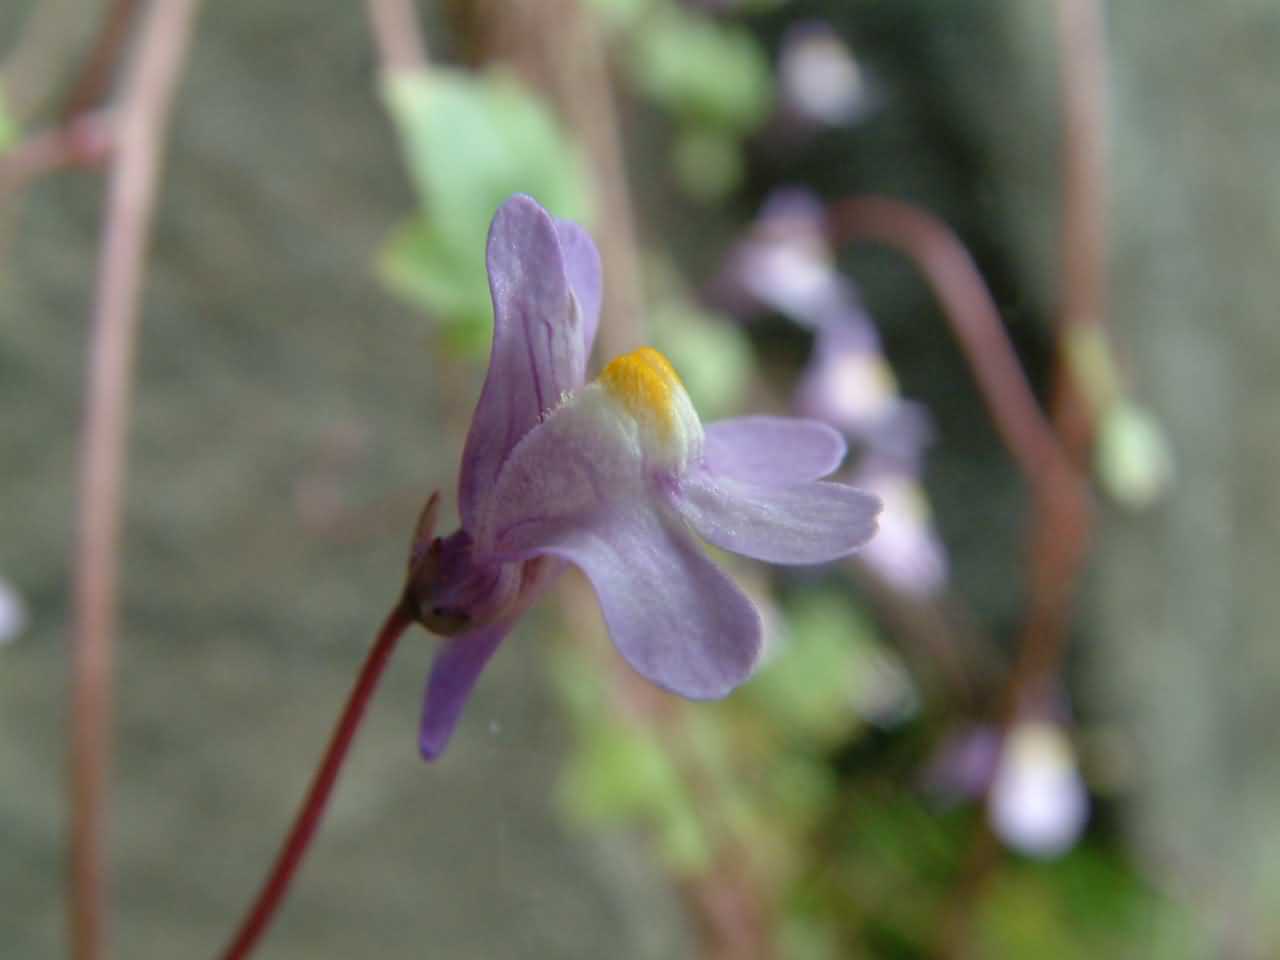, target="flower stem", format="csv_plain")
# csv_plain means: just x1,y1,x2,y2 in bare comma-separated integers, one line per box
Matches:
68,2,200,957
219,603,414,960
